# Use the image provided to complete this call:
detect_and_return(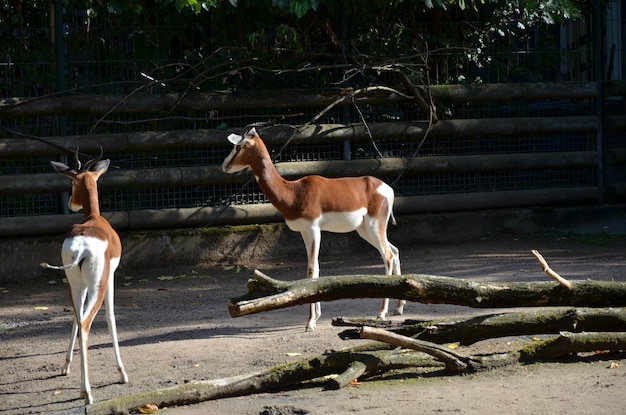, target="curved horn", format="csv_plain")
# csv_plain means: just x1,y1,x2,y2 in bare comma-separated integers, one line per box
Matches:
244,120,274,135
74,147,82,171
83,147,104,171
